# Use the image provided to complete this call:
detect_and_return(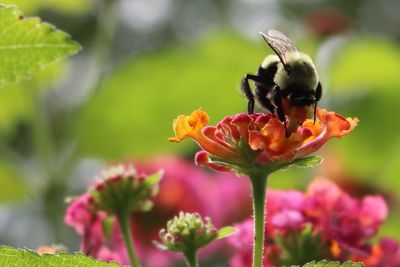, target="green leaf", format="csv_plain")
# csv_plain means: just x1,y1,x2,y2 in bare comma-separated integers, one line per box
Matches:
289,156,323,169
102,215,114,240
216,226,237,240
0,246,121,267
303,260,364,267
0,5,81,84
1,0,92,15
143,170,164,186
